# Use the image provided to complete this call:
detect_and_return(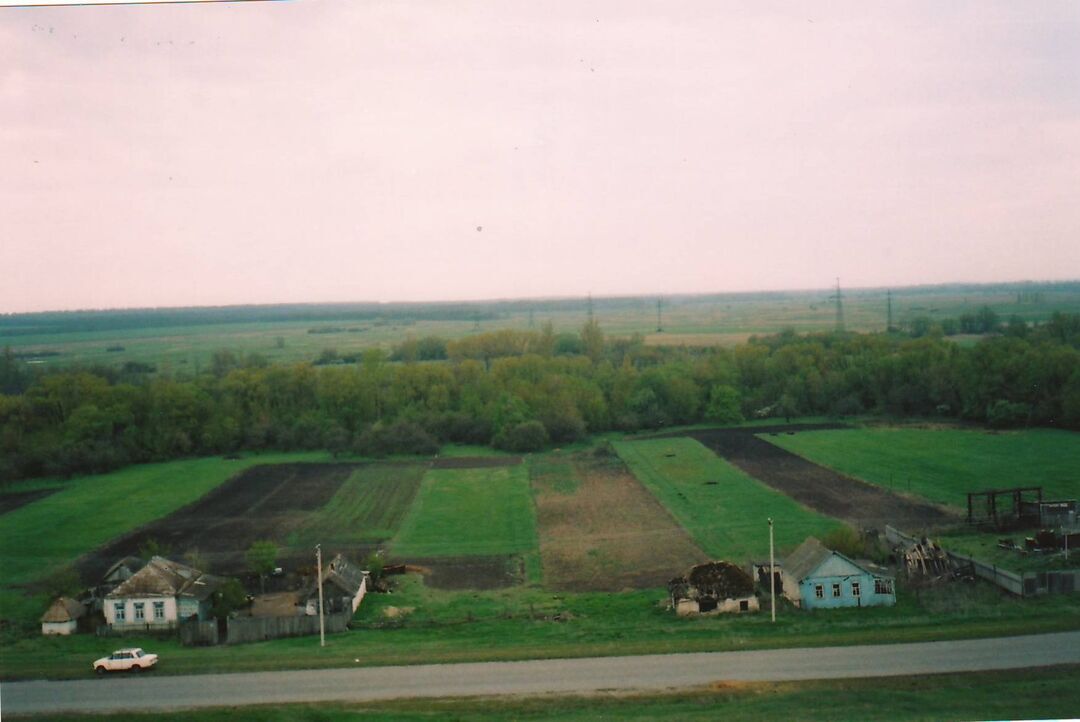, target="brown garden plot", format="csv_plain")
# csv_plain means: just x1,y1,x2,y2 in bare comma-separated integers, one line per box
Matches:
531,453,707,592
